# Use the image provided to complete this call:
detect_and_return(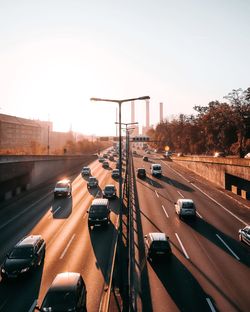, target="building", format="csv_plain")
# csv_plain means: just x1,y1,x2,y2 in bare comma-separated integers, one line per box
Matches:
0,114,41,150
0,113,75,154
